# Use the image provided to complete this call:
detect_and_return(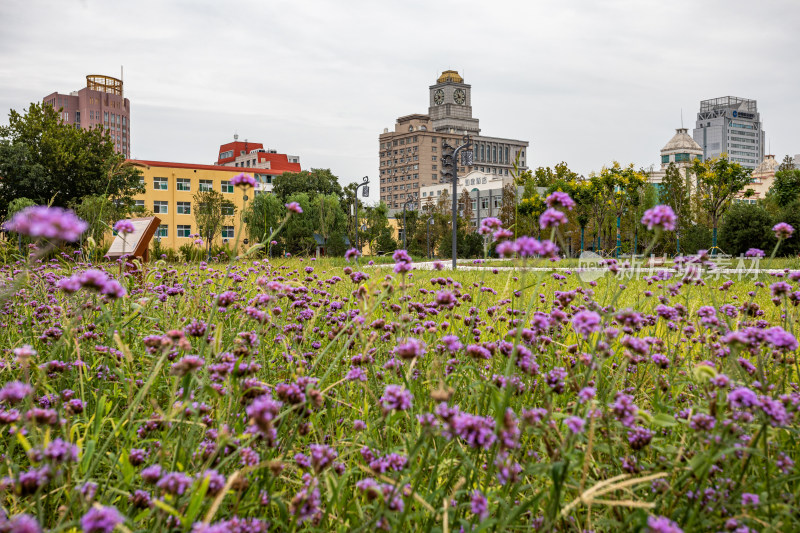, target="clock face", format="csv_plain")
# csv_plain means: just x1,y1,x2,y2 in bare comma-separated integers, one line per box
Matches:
453,88,466,105
433,89,444,105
